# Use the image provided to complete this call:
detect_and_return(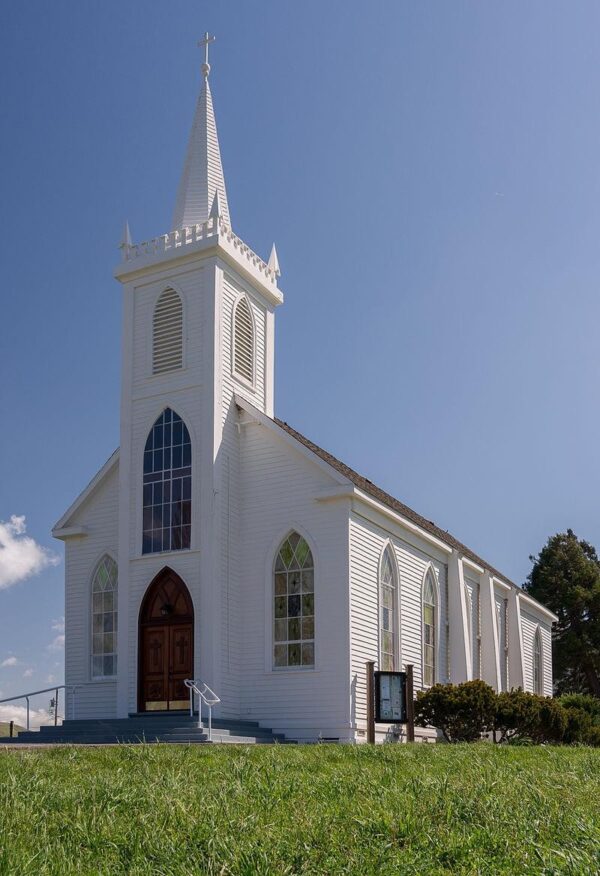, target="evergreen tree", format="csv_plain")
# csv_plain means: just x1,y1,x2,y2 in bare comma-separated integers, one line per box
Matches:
524,530,600,697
